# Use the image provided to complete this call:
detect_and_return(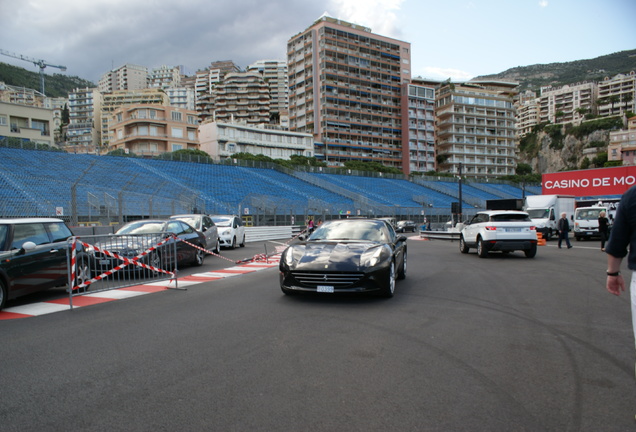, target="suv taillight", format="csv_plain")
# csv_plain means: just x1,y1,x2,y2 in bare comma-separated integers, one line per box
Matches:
485,226,497,230
530,226,536,230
